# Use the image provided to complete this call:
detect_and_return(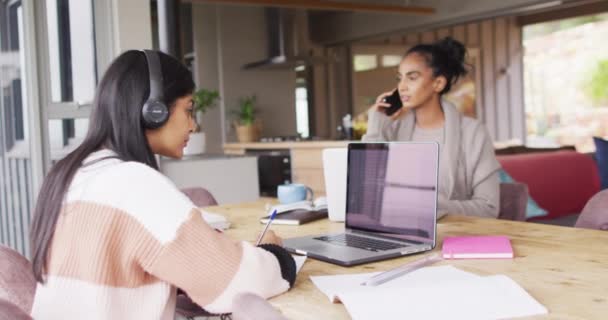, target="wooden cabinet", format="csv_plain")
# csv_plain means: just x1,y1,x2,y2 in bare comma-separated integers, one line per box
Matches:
224,141,348,196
